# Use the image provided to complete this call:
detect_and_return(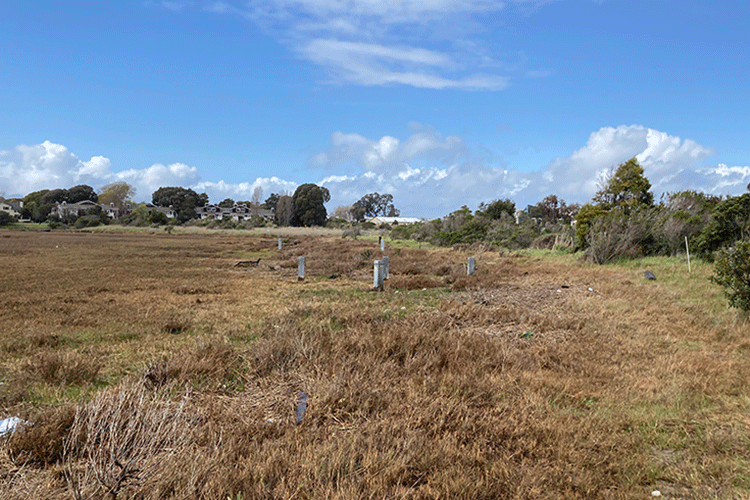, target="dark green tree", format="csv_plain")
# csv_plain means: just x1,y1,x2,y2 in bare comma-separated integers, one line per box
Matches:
477,198,515,220
264,193,280,212
711,239,750,311
351,193,399,221
659,191,720,255
22,189,61,222
218,198,235,209
696,193,750,258
0,211,17,226
593,157,654,212
291,184,330,227
152,187,208,223
68,184,98,203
